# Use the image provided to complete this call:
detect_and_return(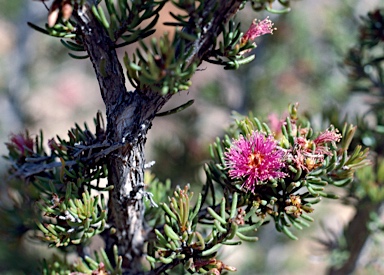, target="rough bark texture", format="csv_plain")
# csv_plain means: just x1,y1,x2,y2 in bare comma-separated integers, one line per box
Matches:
73,0,244,273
